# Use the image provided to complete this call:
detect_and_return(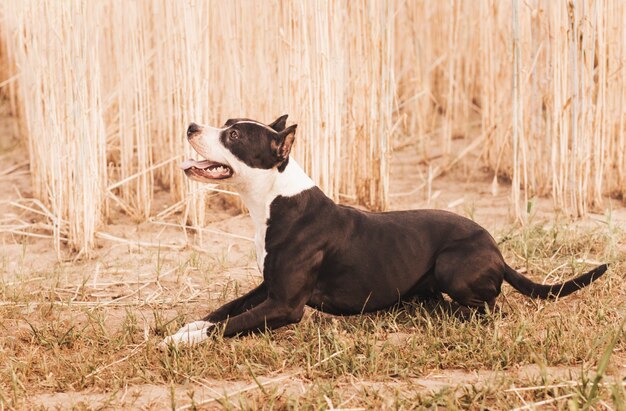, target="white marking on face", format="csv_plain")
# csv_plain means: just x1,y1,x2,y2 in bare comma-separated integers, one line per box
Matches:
187,126,231,169
232,120,276,132
187,121,316,275
158,321,214,350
